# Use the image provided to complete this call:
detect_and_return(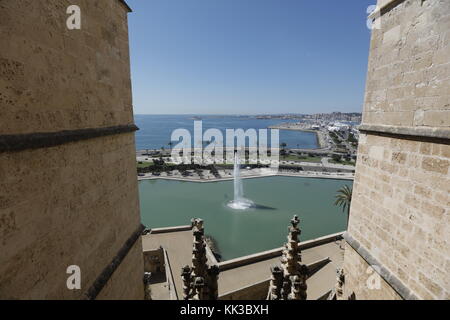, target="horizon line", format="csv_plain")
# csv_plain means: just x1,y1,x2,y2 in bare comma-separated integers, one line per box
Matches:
134,112,362,116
